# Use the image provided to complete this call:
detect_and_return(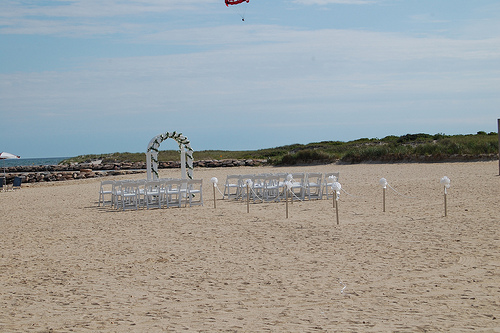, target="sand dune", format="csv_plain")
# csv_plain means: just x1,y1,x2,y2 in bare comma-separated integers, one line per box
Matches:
1,161,499,332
